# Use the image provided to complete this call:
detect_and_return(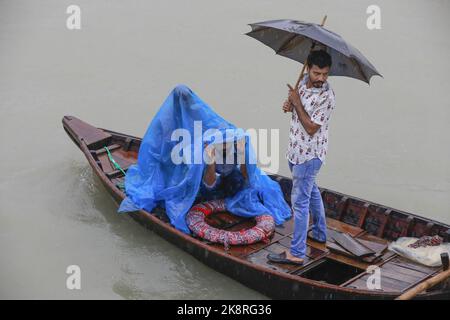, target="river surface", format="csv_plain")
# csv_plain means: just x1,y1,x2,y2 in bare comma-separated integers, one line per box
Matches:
0,0,449,299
